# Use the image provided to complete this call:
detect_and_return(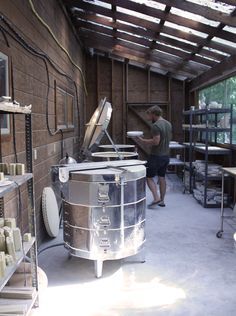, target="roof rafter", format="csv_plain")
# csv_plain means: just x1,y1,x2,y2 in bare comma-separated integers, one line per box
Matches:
73,10,225,62
101,0,236,43
76,20,216,67
155,0,236,27
82,32,196,79
68,0,236,55
175,7,236,76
